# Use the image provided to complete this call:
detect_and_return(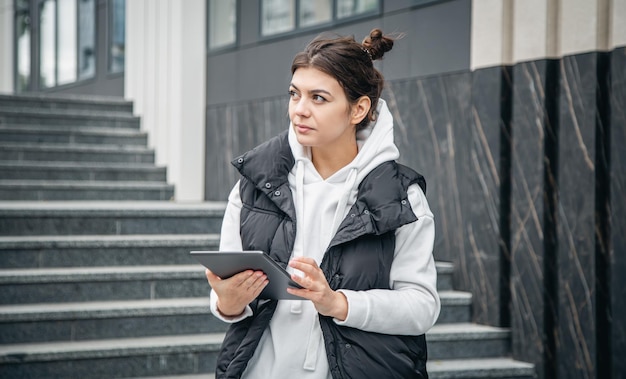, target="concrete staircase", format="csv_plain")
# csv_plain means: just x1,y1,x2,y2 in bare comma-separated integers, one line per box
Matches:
0,94,536,378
